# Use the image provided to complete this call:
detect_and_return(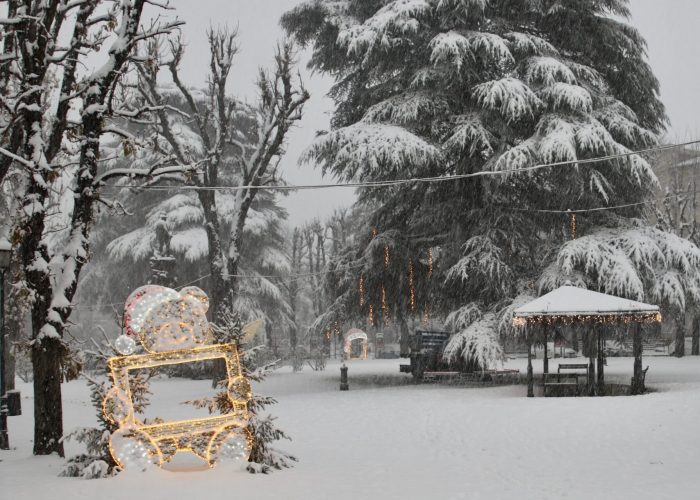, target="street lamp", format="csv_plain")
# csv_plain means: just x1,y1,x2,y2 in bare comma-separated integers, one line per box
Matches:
0,236,11,450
